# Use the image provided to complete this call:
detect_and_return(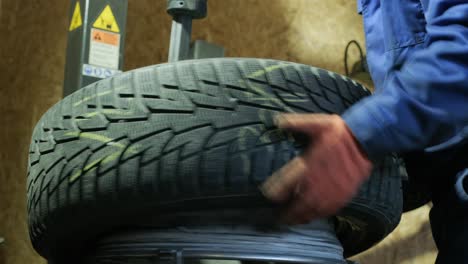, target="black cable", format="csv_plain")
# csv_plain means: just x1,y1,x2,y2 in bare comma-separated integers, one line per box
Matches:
344,40,365,76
